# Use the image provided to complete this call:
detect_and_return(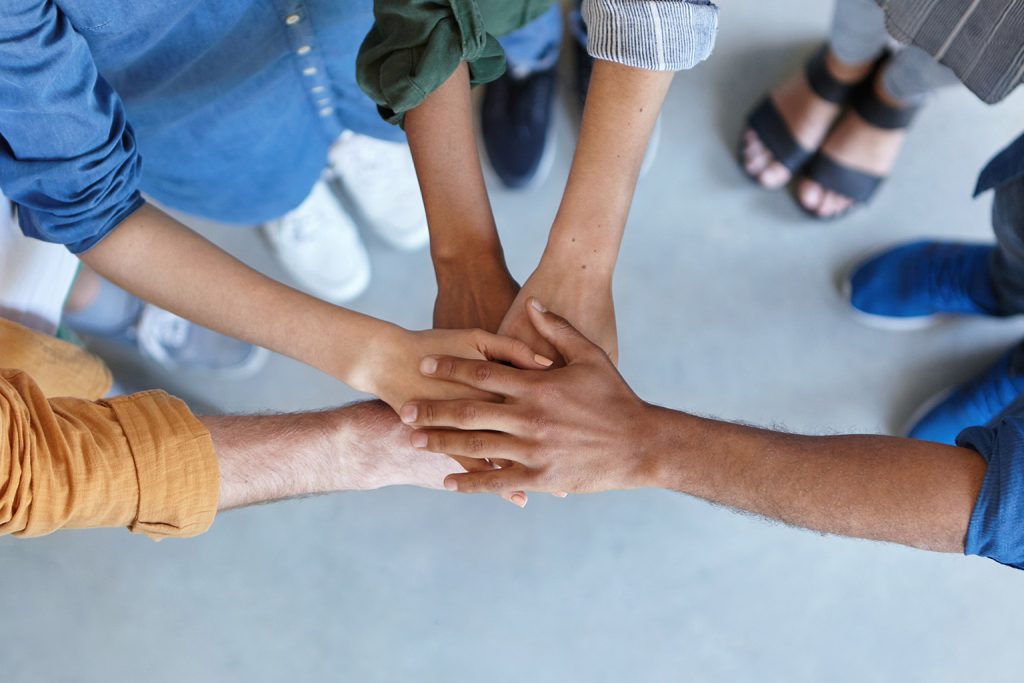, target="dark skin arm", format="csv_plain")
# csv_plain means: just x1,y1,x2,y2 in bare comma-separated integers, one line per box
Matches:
398,300,987,554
